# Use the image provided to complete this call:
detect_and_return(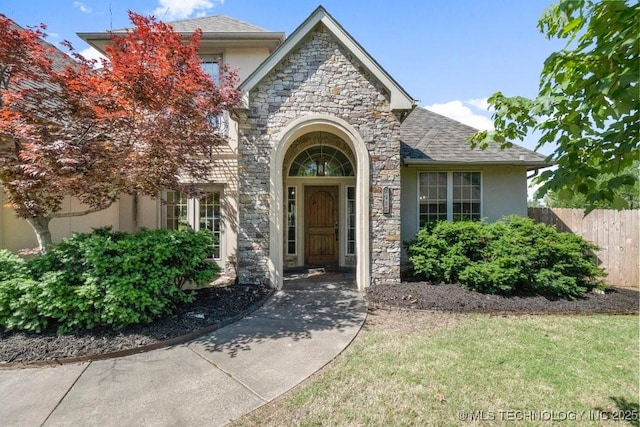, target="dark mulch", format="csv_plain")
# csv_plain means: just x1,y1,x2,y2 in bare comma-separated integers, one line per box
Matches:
4,280,637,366
0,283,271,365
366,282,640,315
